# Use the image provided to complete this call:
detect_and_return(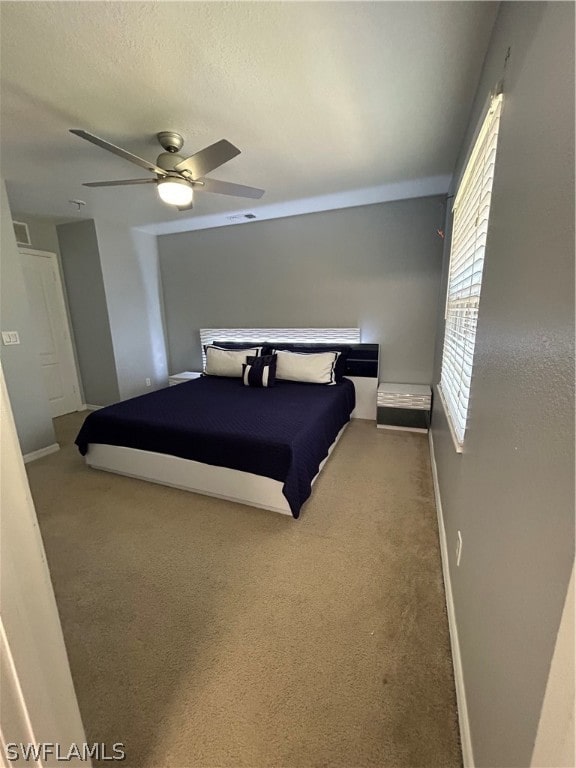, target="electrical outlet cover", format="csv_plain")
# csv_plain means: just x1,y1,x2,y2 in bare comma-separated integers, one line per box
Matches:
456,530,463,567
